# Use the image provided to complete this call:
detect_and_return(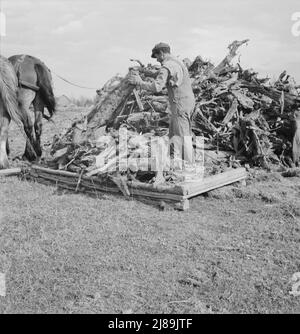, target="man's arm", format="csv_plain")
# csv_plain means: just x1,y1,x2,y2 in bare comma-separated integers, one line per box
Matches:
129,67,169,93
